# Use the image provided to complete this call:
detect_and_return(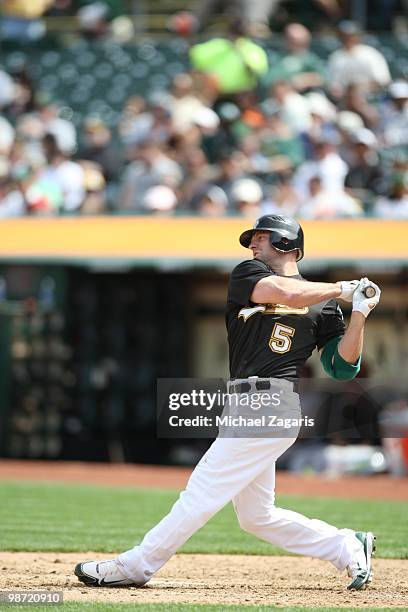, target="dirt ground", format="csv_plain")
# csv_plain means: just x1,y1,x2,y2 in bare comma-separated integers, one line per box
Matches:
1,461,408,608
1,552,407,608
